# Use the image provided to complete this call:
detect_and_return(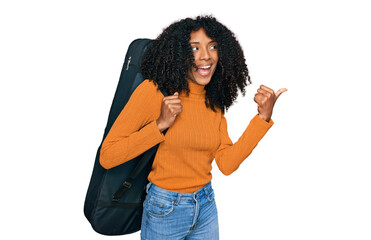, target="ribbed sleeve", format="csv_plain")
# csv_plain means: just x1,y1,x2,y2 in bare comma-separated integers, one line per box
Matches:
100,80,165,169
215,114,274,175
